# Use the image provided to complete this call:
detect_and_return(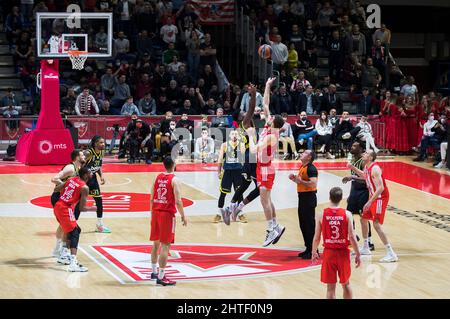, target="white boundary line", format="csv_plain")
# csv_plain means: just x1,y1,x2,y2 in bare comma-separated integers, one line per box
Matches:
78,246,126,285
